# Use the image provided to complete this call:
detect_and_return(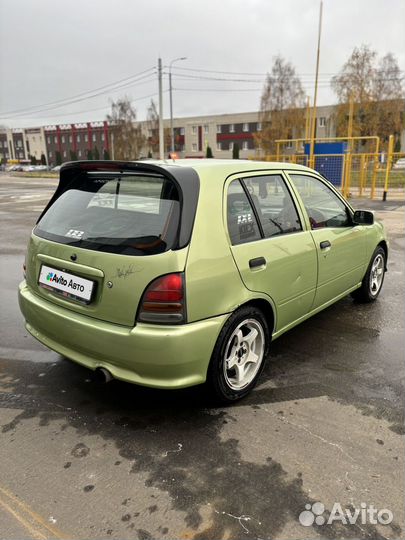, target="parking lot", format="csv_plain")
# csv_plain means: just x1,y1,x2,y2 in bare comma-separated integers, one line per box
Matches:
0,174,404,540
